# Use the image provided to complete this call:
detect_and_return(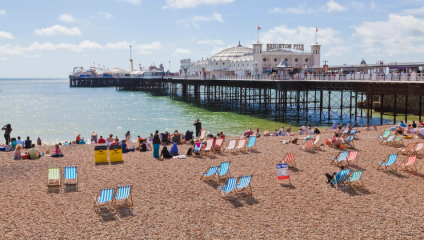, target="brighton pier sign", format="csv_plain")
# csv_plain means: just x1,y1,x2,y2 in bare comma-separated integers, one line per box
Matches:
266,44,304,51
